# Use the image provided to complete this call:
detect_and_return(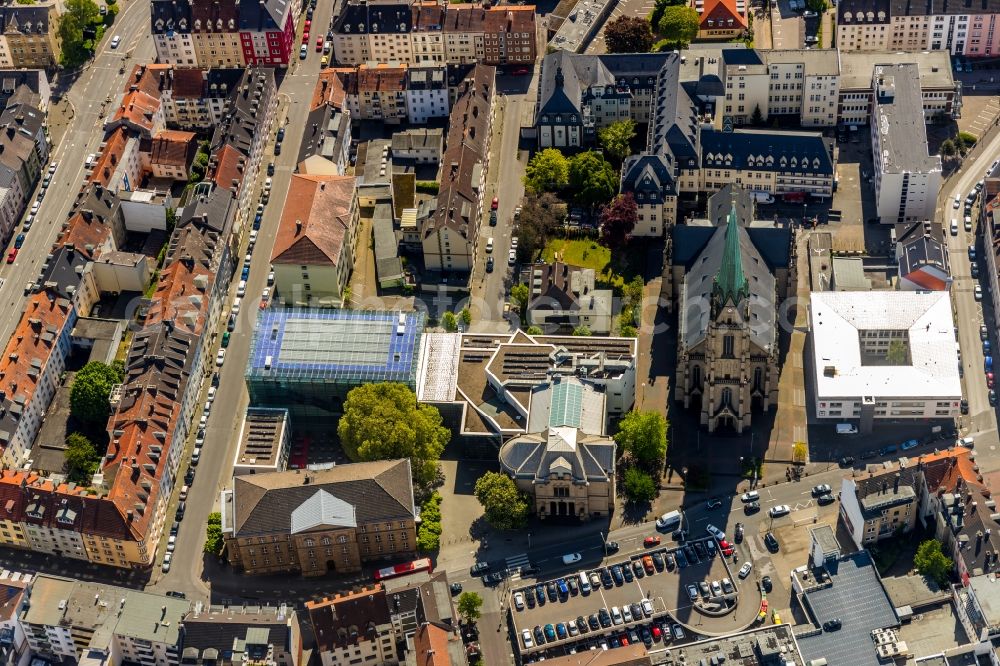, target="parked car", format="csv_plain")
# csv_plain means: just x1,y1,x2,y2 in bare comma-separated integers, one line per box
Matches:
741,490,760,502
644,535,661,547
769,504,790,518
738,562,753,578
817,493,836,506
706,524,725,540
764,532,780,552
811,484,831,496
